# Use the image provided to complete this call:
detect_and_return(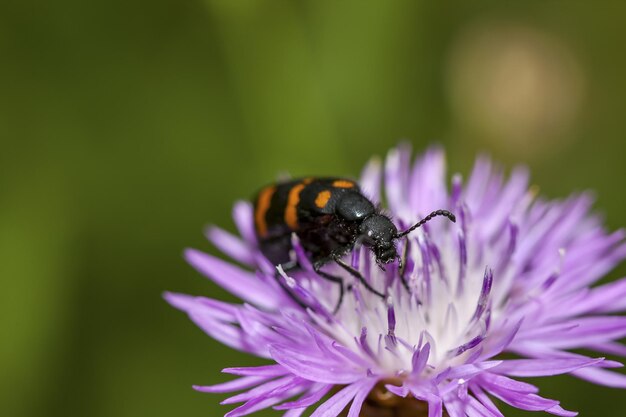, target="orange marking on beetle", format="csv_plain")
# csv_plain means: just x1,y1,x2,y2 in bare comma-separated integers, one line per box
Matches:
315,190,332,209
332,180,354,188
285,182,306,230
255,186,276,237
